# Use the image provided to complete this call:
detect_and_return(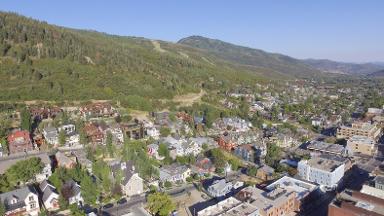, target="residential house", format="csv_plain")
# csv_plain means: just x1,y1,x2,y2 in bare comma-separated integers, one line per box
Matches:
61,179,83,206
159,164,191,183
58,124,76,135
213,117,252,133
83,123,104,145
298,156,345,189
0,186,40,216
152,112,170,126
79,102,116,119
121,119,145,140
143,120,160,139
217,134,237,151
55,151,76,169
42,127,59,145
234,144,256,163
192,156,215,175
39,180,60,211
30,106,62,121
207,179,233,198
71,150,93,173
110,160,144,196
256,165,275,181
7,130,33,154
